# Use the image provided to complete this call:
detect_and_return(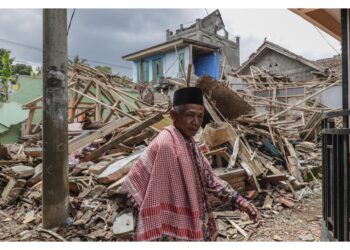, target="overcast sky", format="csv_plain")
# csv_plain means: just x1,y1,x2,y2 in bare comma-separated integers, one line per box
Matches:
0,8,341,76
